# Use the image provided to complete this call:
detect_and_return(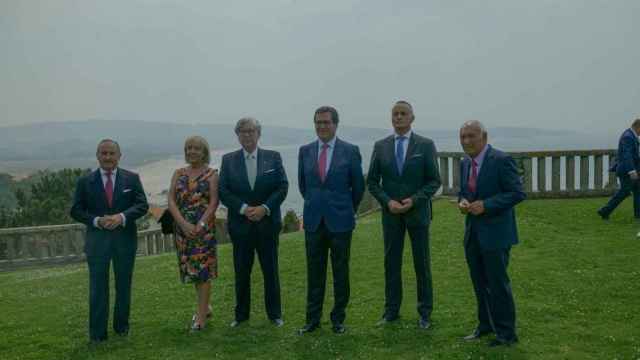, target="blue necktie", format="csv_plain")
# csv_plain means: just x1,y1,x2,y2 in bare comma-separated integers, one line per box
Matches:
396,136,406,175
